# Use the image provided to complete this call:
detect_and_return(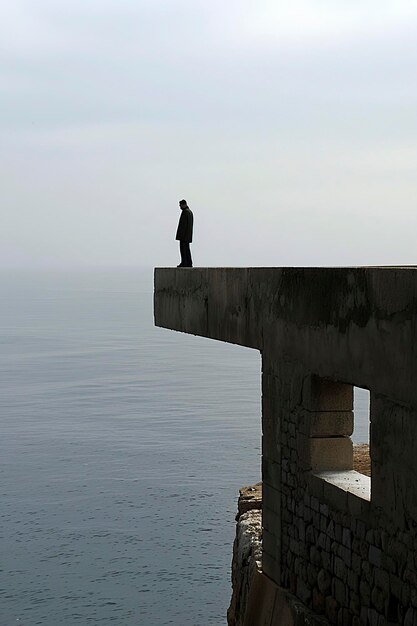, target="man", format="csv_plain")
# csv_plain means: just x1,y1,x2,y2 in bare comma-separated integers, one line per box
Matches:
176,199,194,267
